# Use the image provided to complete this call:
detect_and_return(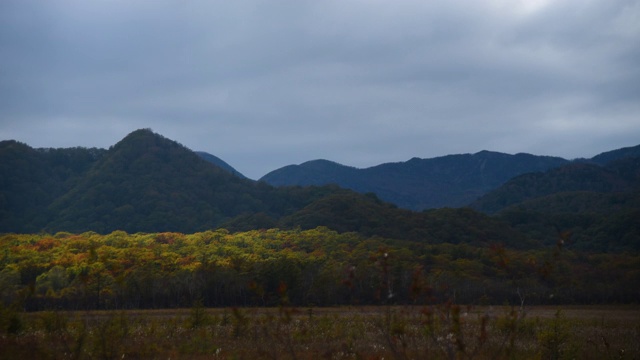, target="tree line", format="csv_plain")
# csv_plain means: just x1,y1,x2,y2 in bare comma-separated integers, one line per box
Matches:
1,228,637,311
